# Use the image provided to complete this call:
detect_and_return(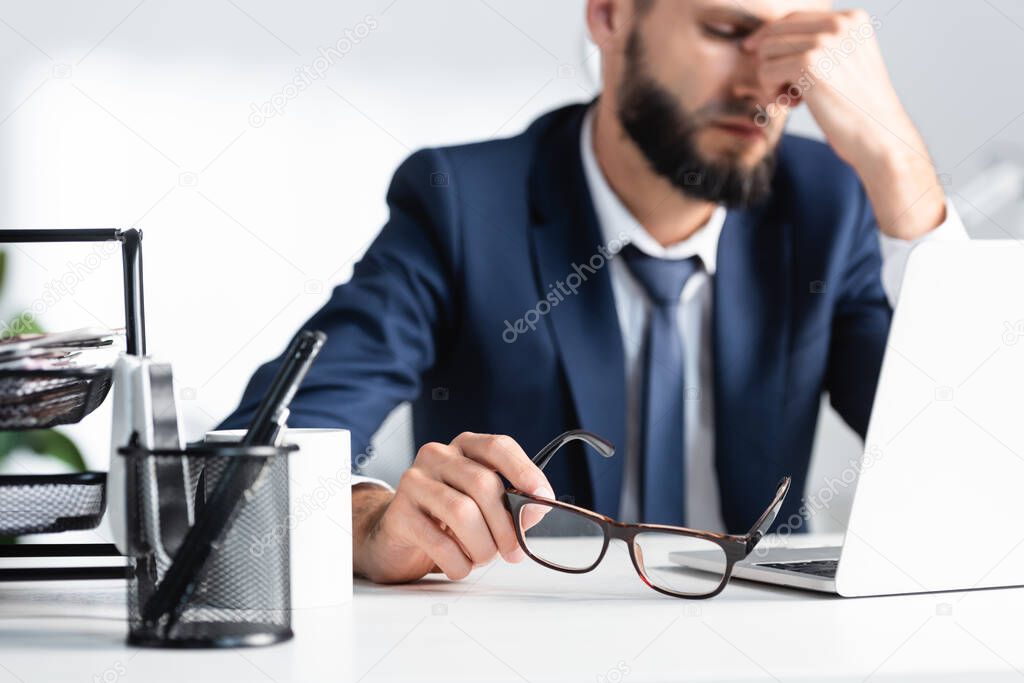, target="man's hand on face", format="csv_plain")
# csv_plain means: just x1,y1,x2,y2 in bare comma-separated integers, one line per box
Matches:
352,432,555,584
745,9,947,241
